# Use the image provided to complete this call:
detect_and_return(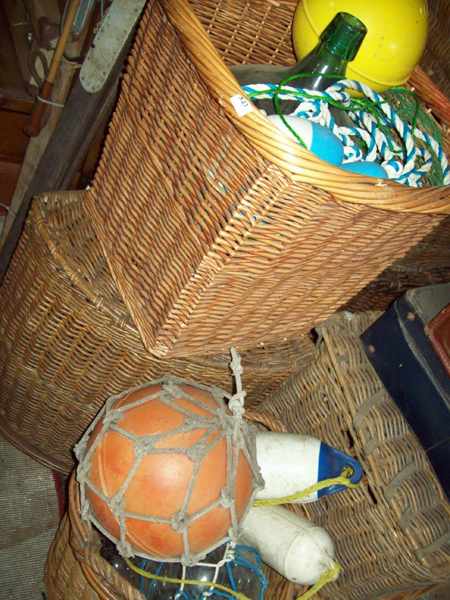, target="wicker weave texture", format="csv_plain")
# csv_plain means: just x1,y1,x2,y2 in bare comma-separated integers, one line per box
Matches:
0,191,313,473
421,0,450,99
44,451,445,600
45,516,99,600
44,482,293,600
347,216,450,311
257,312,450,600
86,0,449,358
